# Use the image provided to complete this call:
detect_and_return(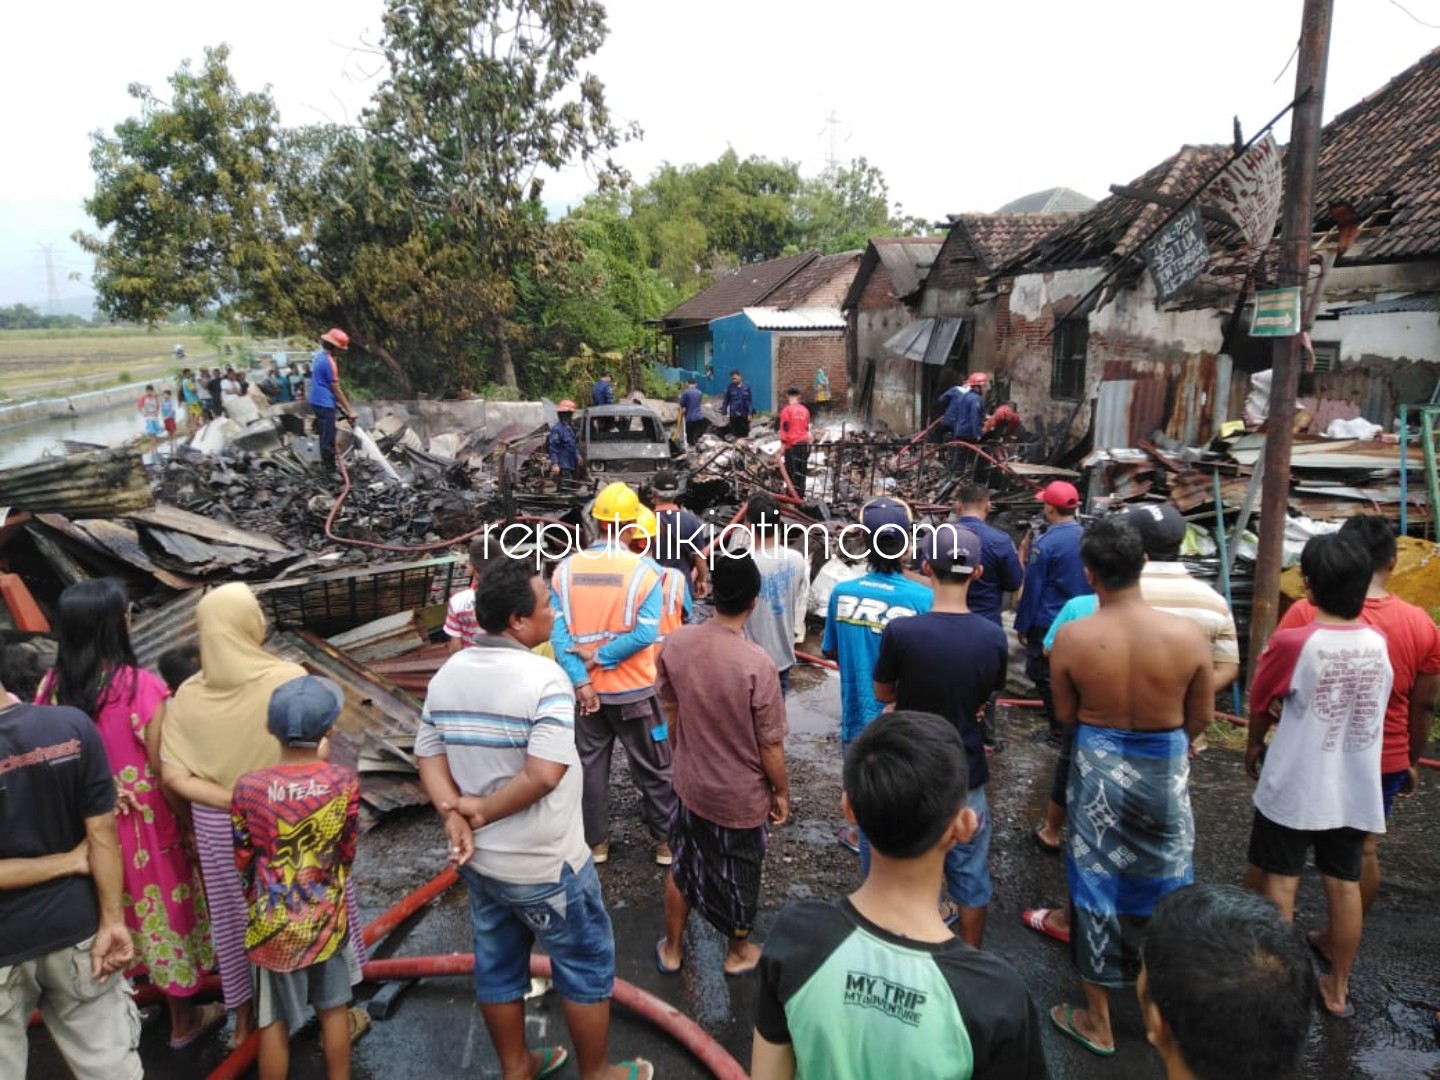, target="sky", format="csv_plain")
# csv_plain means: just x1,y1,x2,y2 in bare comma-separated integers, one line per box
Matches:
3,0,1438,307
